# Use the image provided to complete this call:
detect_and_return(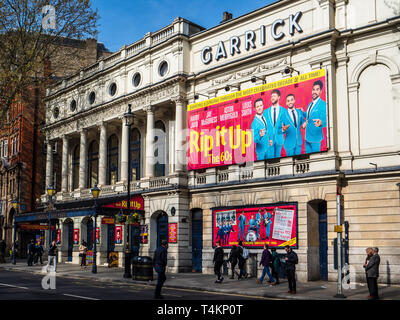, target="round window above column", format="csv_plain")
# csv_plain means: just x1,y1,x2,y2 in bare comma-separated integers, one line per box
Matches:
89,91,96,105
158,61,168,77
109,83,117,96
